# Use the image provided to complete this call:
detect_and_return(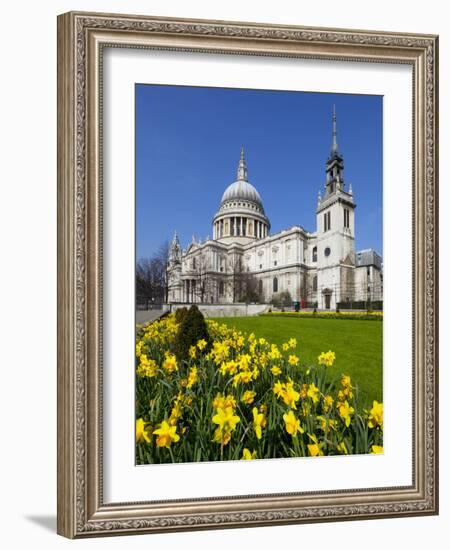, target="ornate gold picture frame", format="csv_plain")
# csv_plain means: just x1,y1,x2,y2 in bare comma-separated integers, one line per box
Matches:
57,11,438,538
